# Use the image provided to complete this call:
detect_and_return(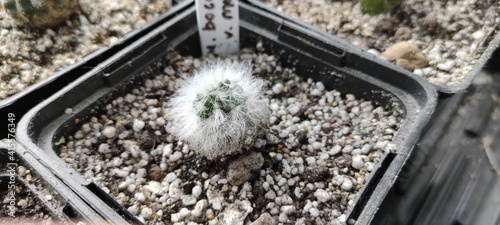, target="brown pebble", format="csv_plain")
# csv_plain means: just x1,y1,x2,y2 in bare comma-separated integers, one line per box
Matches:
381,42,427,71
394,26,412,40
420,15,441,35
250,212,275,225
148,164,162,181
207,212,214,220
302,165,329,182
227,152,264,186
